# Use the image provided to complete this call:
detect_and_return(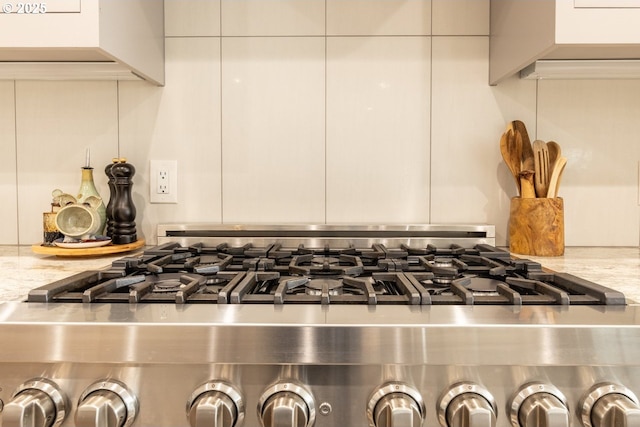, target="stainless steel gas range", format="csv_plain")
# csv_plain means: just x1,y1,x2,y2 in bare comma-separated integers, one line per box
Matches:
1,224,640,427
